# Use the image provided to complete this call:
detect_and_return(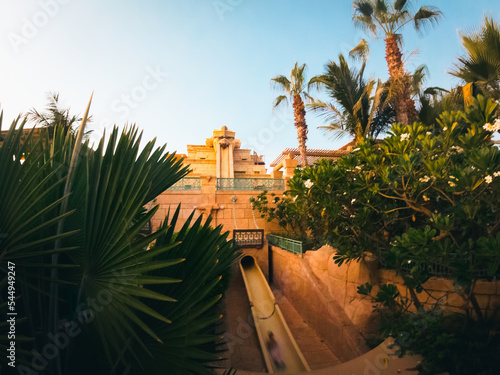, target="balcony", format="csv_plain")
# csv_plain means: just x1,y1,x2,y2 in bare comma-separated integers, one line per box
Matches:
216,178,284,191
168,177,201,191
